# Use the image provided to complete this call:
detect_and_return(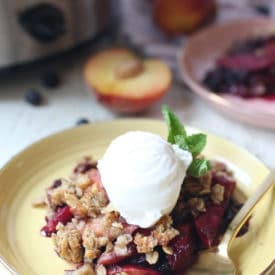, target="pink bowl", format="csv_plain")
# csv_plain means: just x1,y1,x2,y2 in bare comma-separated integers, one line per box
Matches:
178,18,275,129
